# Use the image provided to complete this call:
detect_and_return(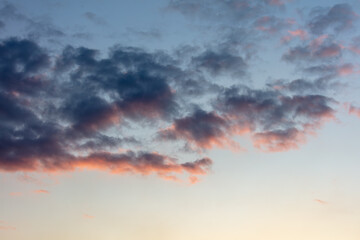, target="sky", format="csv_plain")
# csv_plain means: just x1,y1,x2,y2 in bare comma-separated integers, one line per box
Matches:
0,0,360,239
